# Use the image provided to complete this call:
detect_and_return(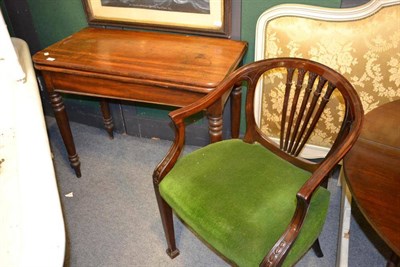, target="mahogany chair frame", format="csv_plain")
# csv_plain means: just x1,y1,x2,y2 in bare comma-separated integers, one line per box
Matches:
153,58,363,266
